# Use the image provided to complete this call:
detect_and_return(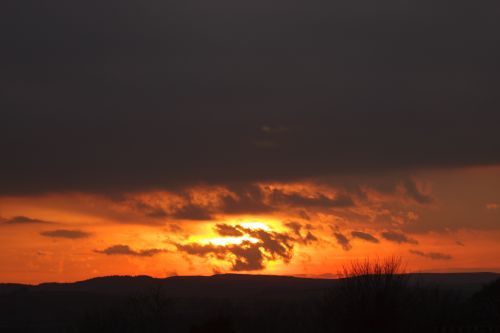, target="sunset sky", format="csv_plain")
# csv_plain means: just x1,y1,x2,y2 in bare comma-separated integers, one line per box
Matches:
1,0,500,284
